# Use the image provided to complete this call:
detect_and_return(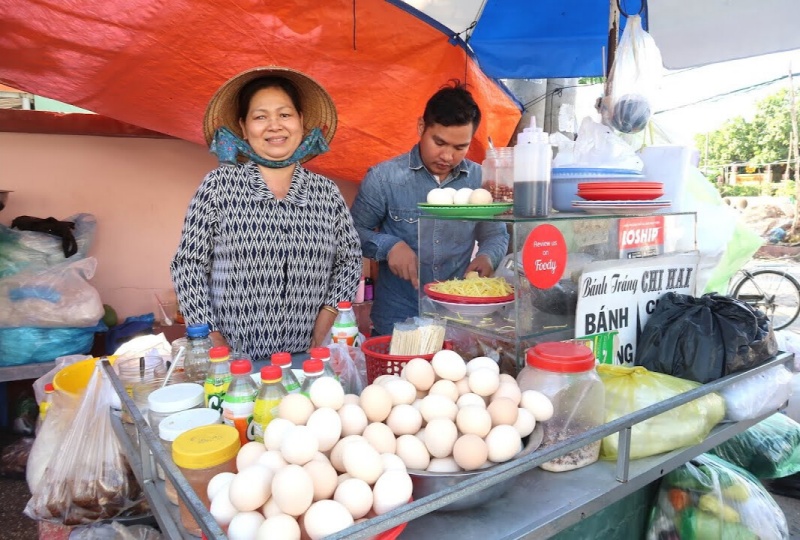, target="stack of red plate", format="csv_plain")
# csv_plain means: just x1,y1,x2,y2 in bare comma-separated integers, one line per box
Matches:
577,181,664,201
